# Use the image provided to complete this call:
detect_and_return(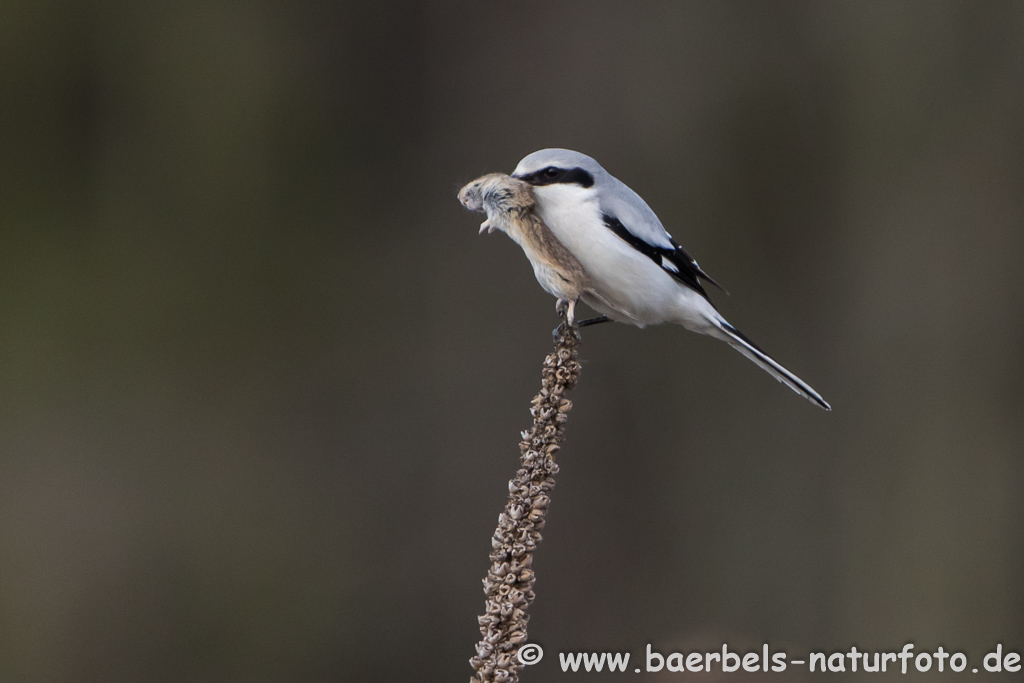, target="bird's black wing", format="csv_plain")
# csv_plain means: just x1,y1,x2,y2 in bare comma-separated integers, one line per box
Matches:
602,213,723,301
